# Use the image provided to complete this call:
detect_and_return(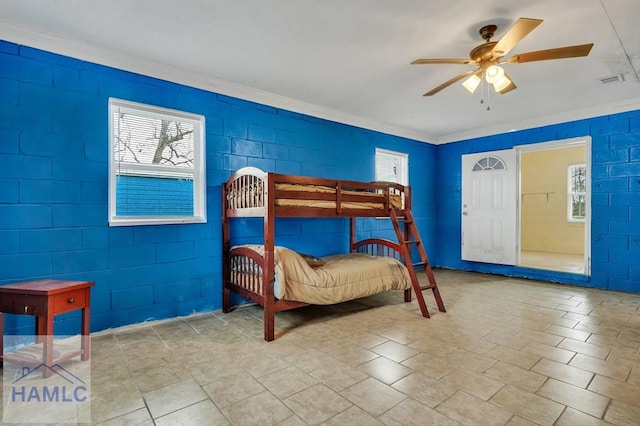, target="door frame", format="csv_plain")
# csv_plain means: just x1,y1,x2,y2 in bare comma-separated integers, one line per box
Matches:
515,136,592,275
